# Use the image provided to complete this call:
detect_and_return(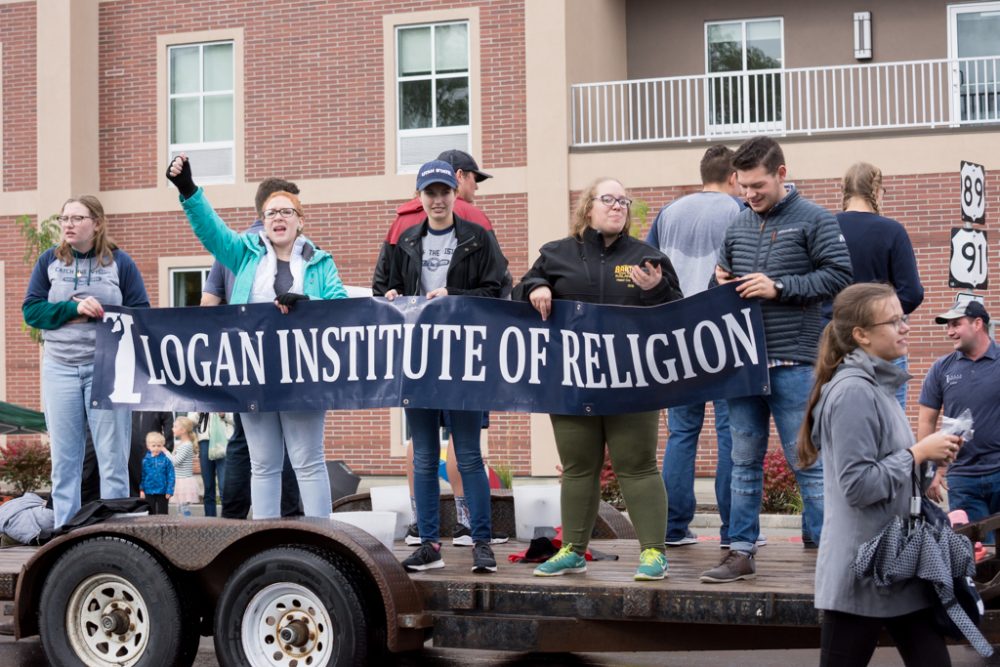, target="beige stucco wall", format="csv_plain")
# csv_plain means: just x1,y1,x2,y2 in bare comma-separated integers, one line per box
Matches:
566,0,628,84
625,0,955,81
